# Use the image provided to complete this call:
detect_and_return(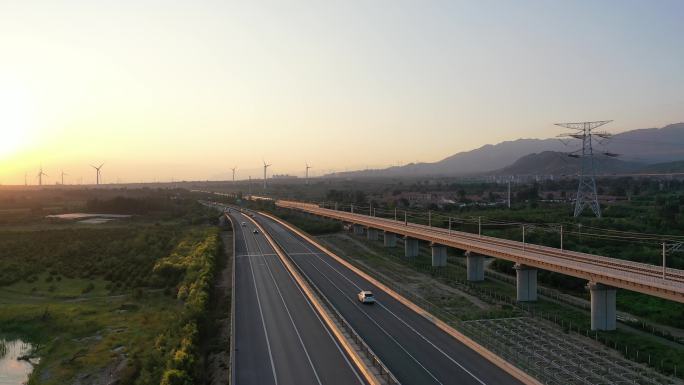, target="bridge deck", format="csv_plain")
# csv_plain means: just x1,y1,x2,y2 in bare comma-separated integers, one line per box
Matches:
278,200,684,304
